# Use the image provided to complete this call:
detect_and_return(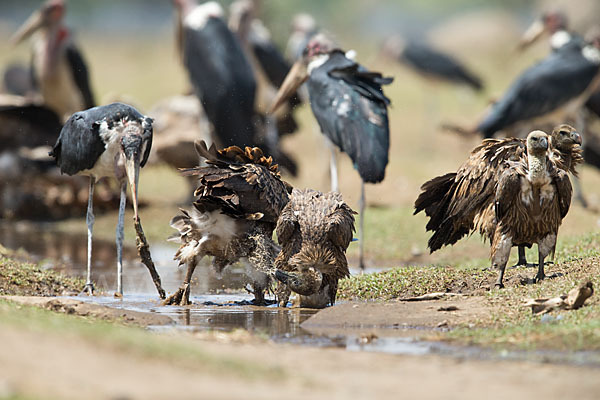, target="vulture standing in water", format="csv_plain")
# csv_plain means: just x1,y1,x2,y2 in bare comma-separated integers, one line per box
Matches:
165,142,319,306
415,125,580,285
270,35,392,270
491,131,572,287
275,188,356,308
